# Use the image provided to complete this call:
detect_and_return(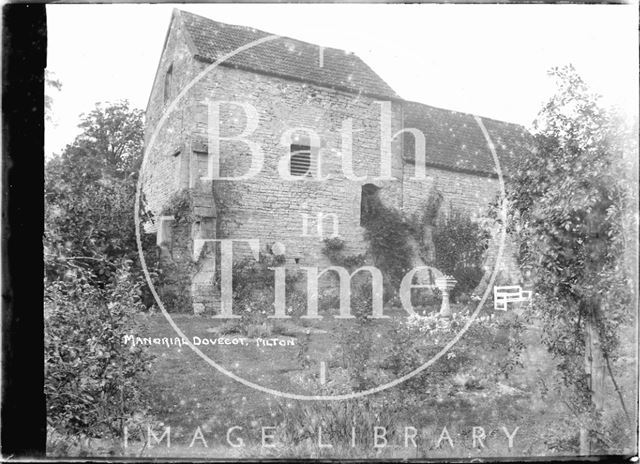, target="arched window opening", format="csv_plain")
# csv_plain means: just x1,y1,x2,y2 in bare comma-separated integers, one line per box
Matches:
360,183,380,226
